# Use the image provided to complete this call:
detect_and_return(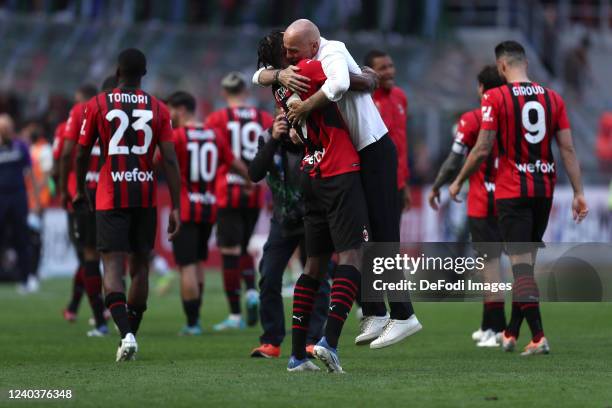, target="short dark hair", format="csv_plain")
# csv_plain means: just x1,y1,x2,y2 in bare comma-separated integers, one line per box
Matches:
257,29,284,69
101,75,118,92
166,91,196,113
117,48,147,79
477,65,505,91
77,83,98,100
363,49,388,68
494,40,526,64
